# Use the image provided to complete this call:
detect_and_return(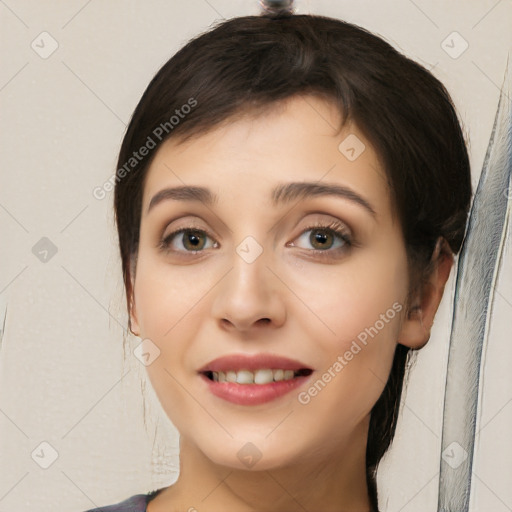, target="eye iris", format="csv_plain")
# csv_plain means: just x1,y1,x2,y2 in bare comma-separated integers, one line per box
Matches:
310,229,333,250
183,230,205,250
